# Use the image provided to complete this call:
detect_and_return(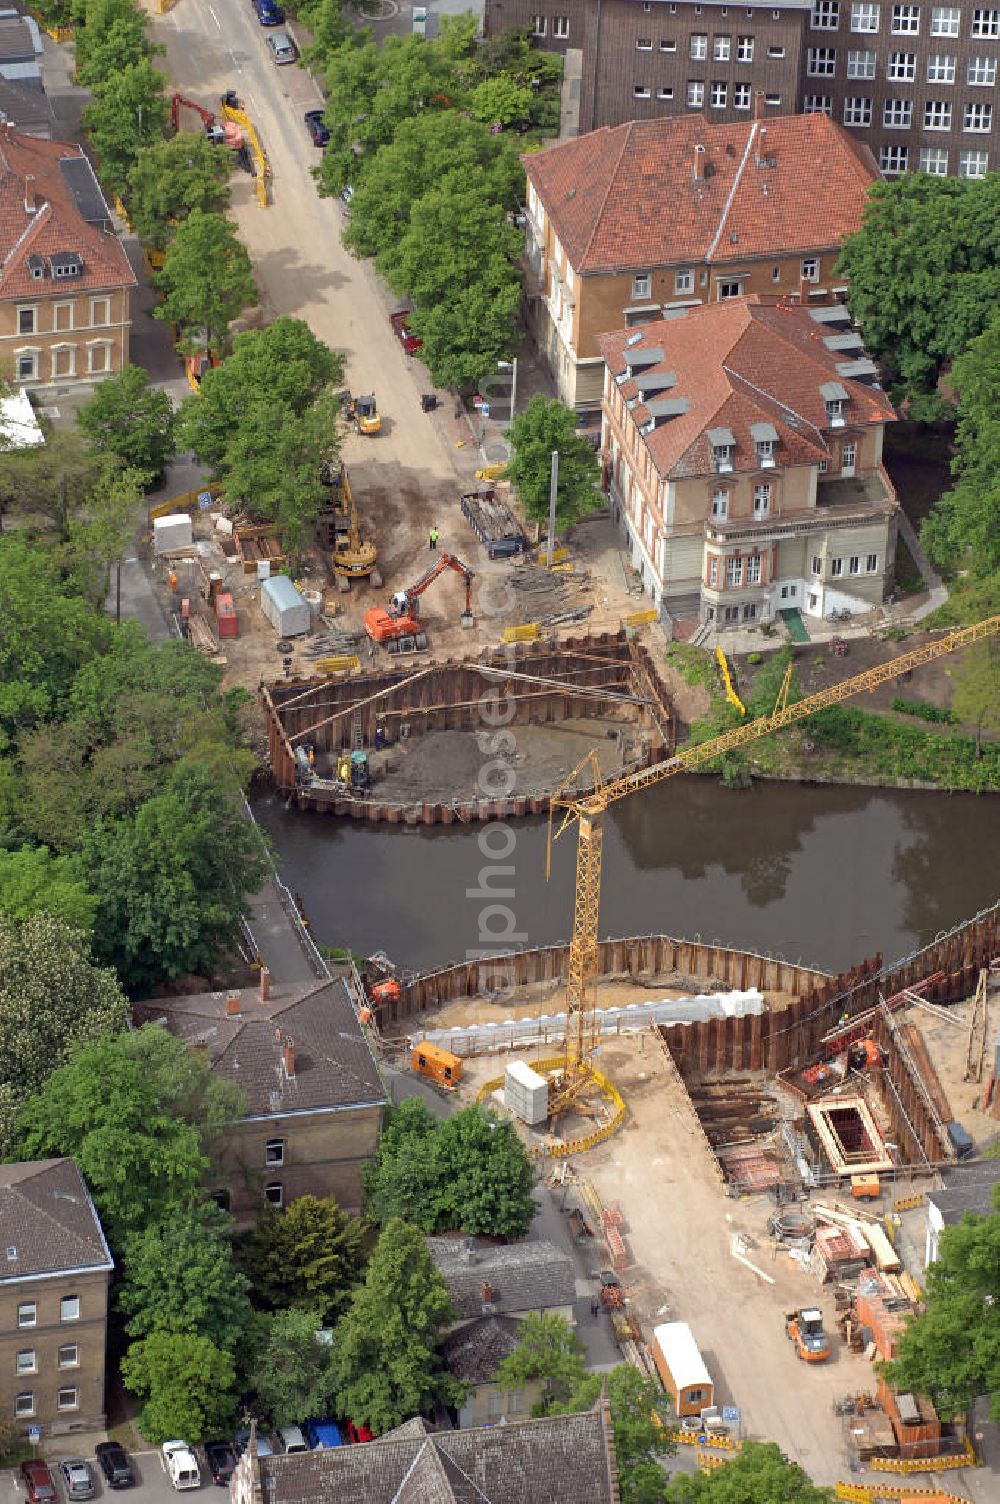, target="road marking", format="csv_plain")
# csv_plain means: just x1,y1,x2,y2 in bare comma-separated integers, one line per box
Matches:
207,4,221,27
